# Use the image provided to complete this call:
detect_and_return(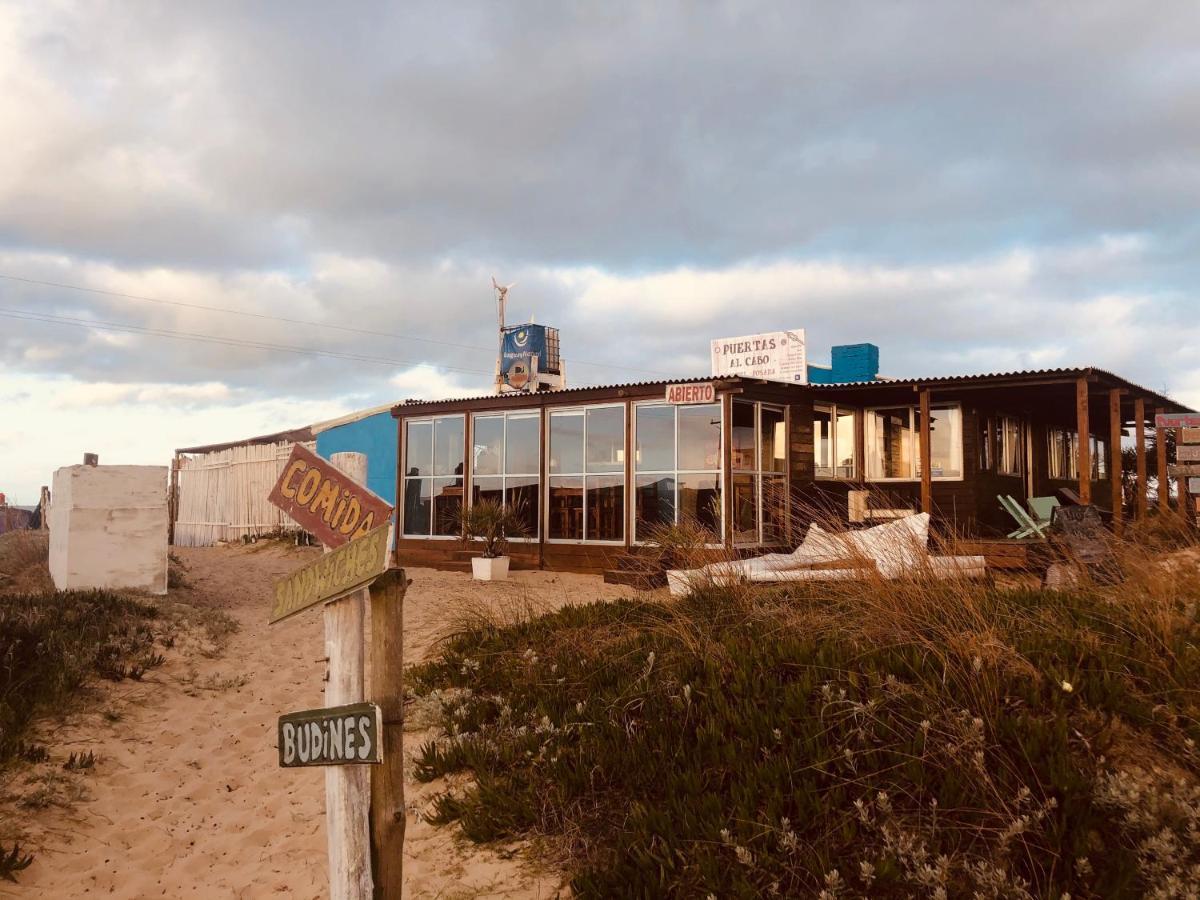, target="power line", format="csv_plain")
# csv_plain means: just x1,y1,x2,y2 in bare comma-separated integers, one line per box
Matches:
0,307,498,376
0,271,673,377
